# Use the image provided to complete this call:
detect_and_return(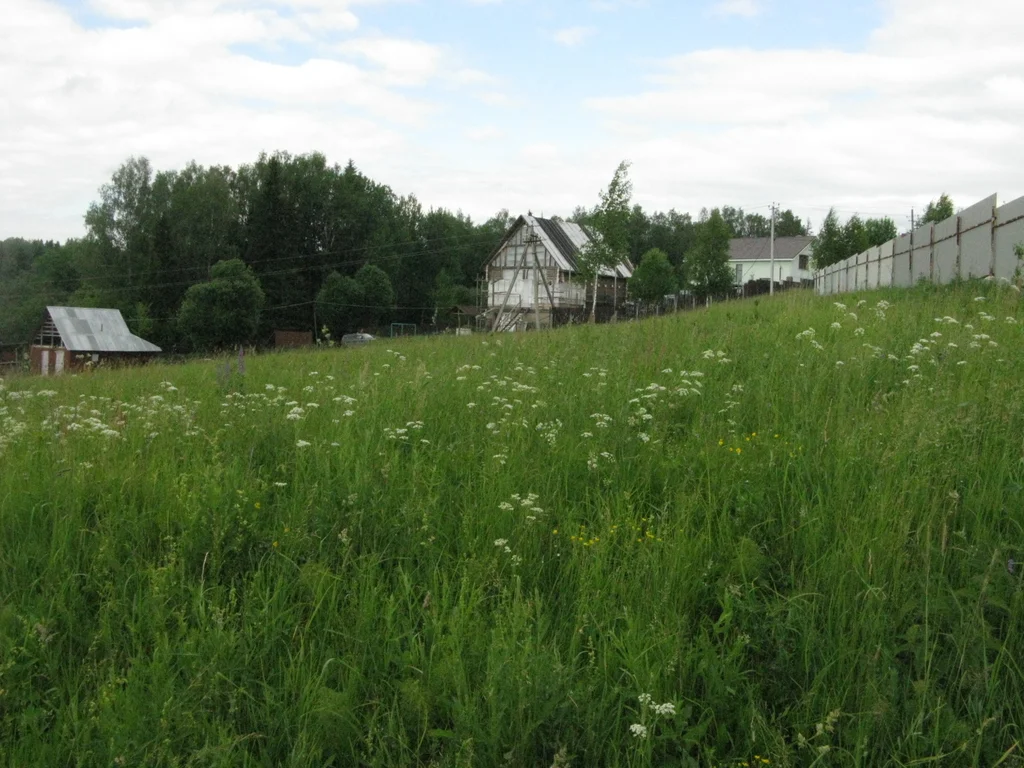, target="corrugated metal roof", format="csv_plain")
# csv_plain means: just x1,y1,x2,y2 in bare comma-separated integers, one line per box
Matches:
729,236,814,262
492,215,632,279
46,307,162,353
